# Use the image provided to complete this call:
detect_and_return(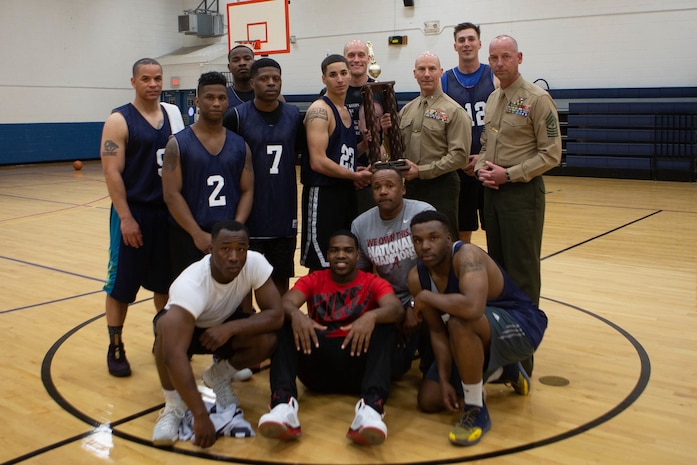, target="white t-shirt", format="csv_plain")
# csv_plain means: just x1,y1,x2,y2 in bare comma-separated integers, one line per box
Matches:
166,251,273,328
